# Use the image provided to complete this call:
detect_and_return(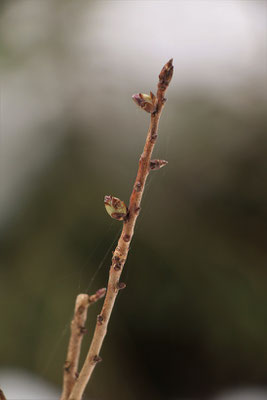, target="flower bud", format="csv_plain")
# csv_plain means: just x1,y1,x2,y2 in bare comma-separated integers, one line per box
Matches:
104,195,127,221
132,92,157,113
